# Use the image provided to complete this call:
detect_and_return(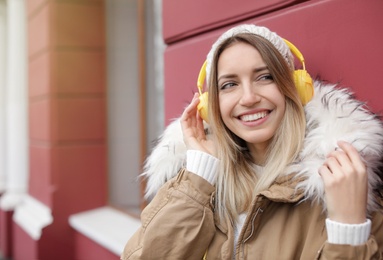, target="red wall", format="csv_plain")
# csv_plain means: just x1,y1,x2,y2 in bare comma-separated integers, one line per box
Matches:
12,225,38,260
73,232,117,260
22,0,108,259
163,0,383,124
163,0,308,43
7,0,382,259
0,211,12,258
